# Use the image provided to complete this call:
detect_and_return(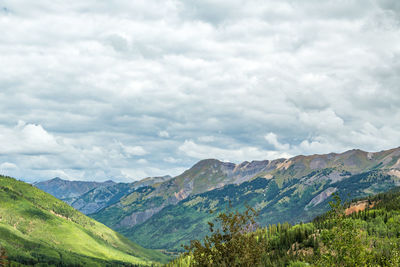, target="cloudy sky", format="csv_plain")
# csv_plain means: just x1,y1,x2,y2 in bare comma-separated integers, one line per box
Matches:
1,0,399,182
